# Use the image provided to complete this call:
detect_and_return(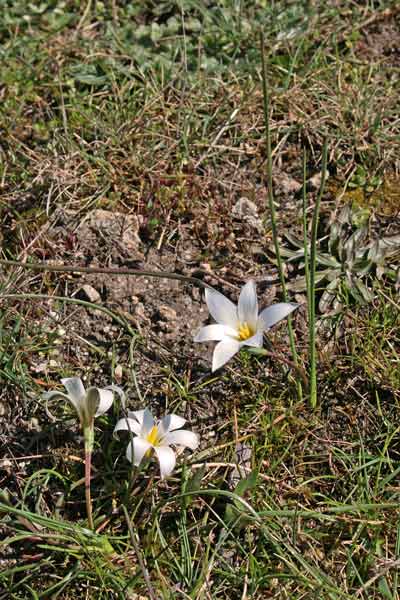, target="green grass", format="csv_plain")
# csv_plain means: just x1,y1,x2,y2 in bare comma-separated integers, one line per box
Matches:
1,1,400,598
